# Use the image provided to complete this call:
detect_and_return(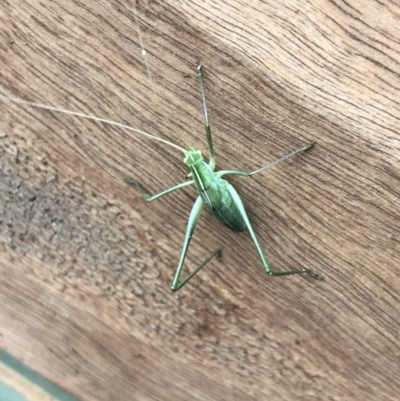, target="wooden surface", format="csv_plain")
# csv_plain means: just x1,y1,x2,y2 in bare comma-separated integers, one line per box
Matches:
0,0,399,400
